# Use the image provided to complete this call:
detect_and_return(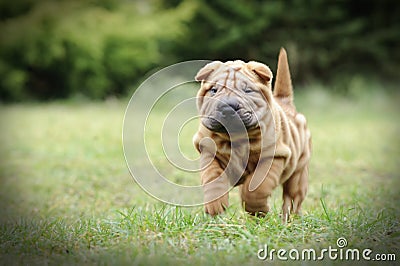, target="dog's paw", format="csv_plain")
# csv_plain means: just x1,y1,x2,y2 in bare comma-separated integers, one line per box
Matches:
204,194,228,216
